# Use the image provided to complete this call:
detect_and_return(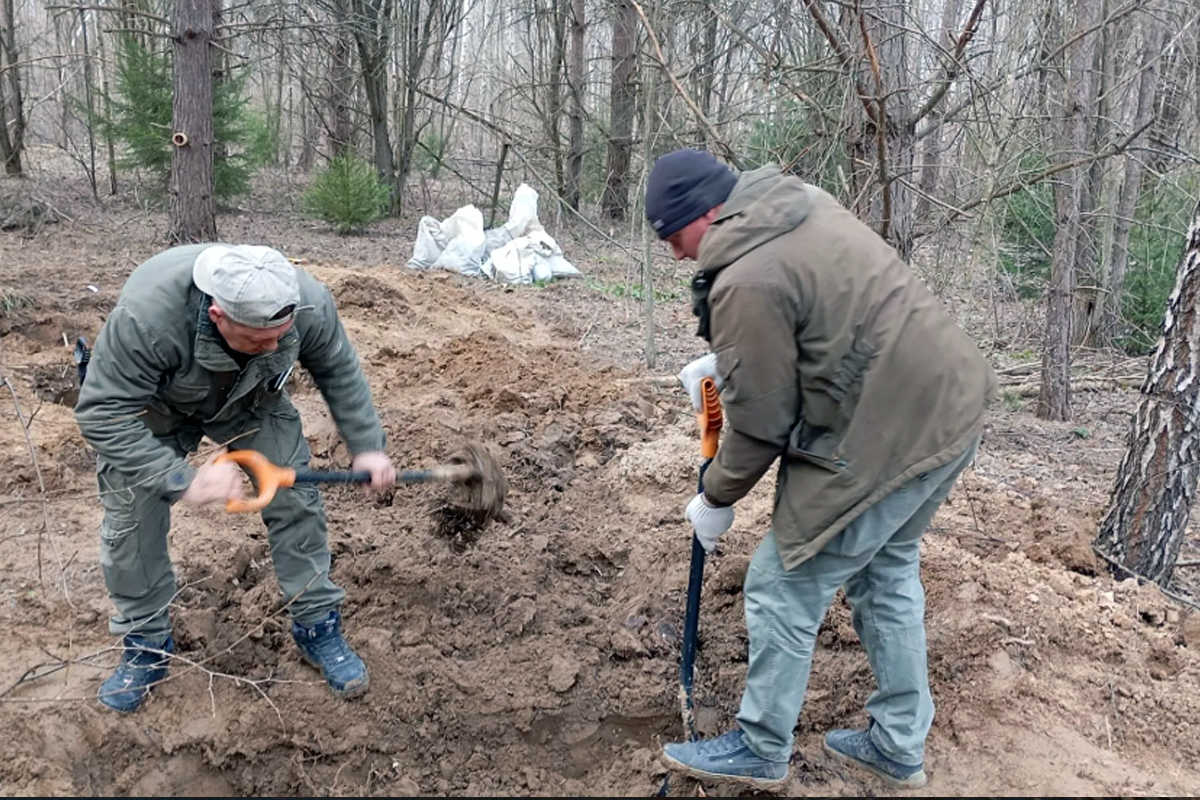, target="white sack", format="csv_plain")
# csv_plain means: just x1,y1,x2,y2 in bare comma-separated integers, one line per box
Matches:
407,216,447,269
431,204,487,277
483,230,581,285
